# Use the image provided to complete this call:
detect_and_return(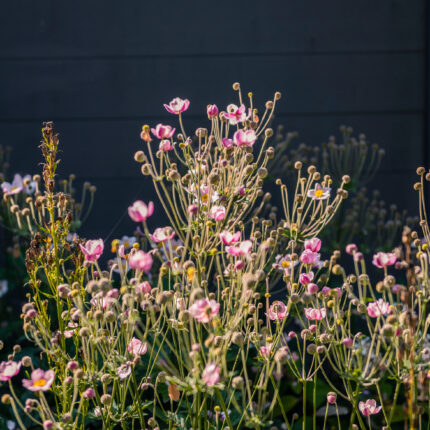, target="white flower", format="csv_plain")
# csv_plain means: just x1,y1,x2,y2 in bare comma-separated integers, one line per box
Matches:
0,280,8,298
